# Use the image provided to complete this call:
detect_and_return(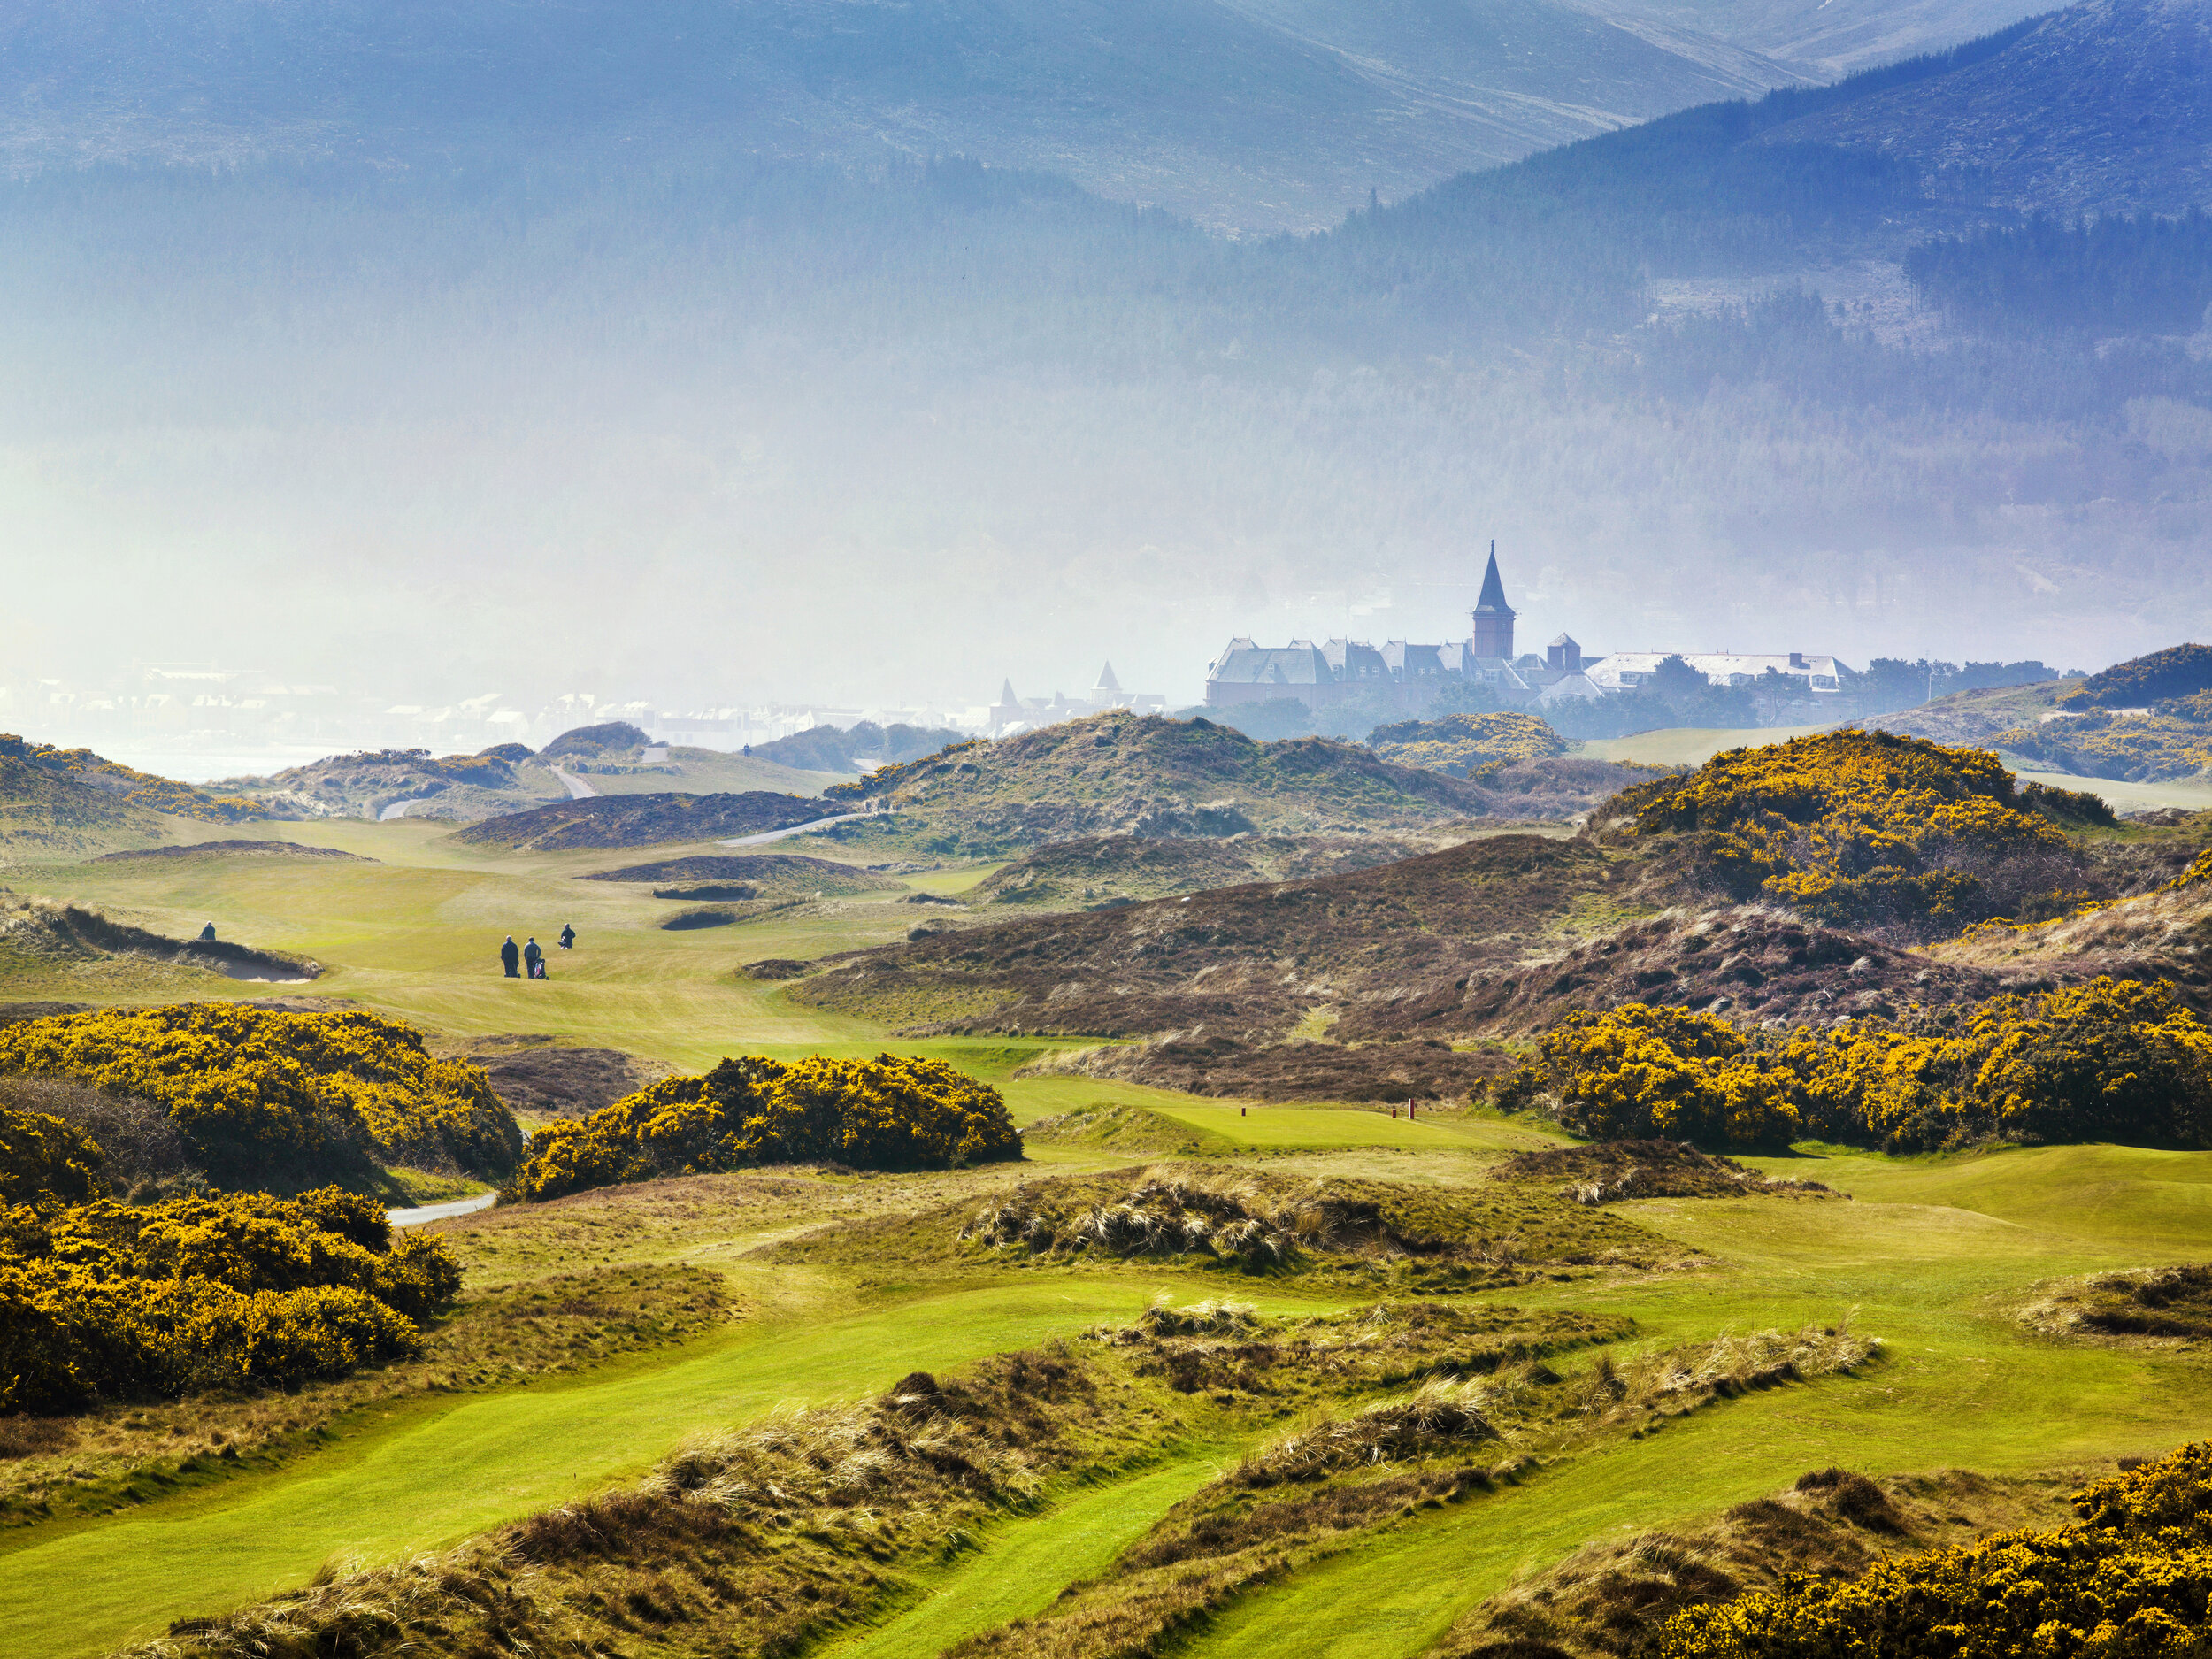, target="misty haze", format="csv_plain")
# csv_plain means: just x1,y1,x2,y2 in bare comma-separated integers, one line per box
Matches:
4,4,2212,1658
